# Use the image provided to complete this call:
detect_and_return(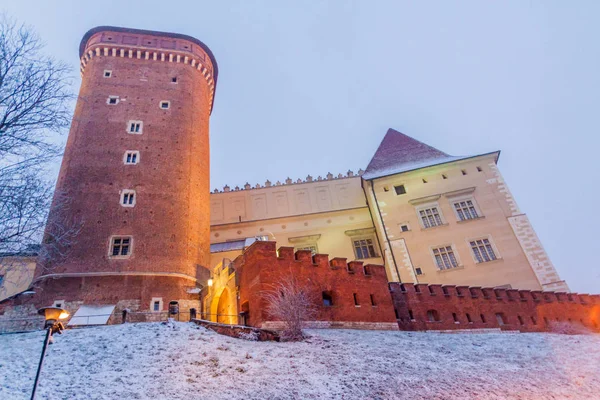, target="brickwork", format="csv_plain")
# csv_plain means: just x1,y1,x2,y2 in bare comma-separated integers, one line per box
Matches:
235,241,398,330
390,283,600,333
